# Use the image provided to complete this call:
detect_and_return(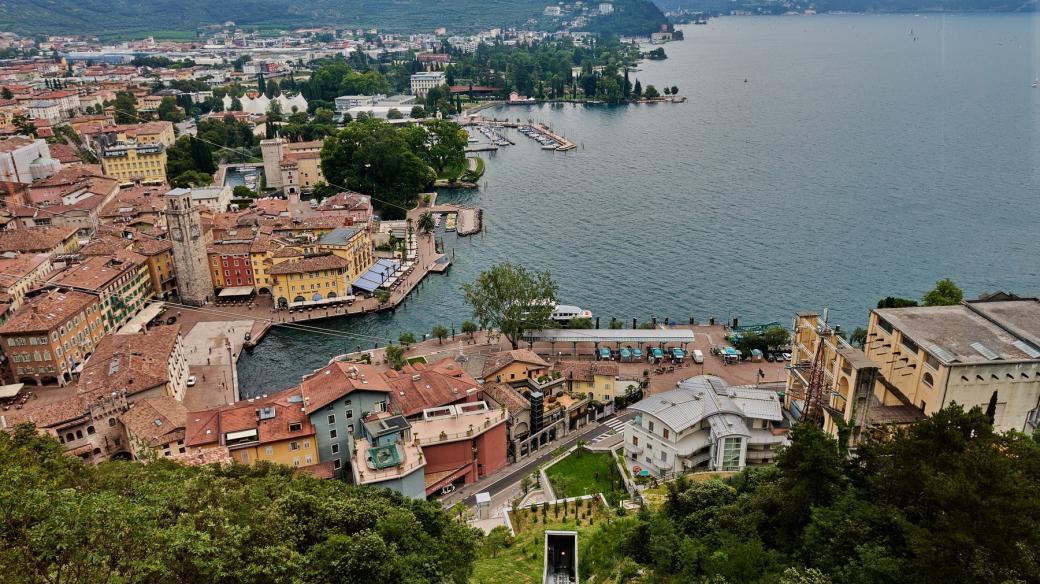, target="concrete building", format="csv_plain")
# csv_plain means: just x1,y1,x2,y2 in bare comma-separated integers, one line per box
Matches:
0,136,60,184
119,396,188,459
164,188,211,306
410,71,446,97
863,299,1040,433
48,250,151,334
260,138,324,195
482,349,550,383
624,376,787,476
